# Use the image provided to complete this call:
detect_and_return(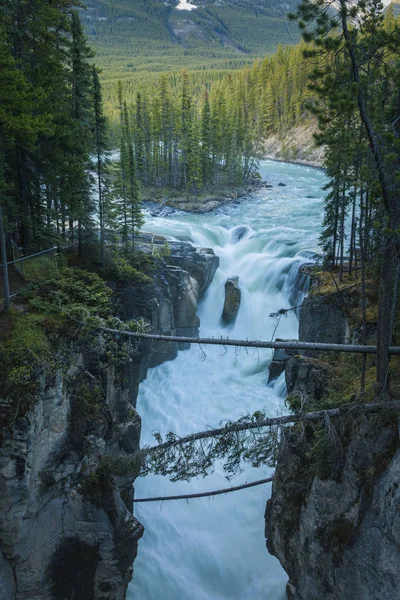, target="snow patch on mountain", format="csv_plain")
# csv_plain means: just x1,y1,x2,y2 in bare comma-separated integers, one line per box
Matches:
176,0,198,11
